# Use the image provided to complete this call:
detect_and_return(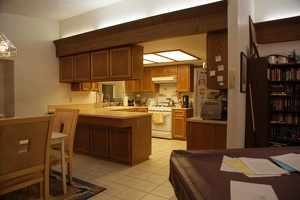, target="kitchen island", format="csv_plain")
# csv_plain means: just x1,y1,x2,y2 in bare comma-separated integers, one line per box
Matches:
48,104,152,166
